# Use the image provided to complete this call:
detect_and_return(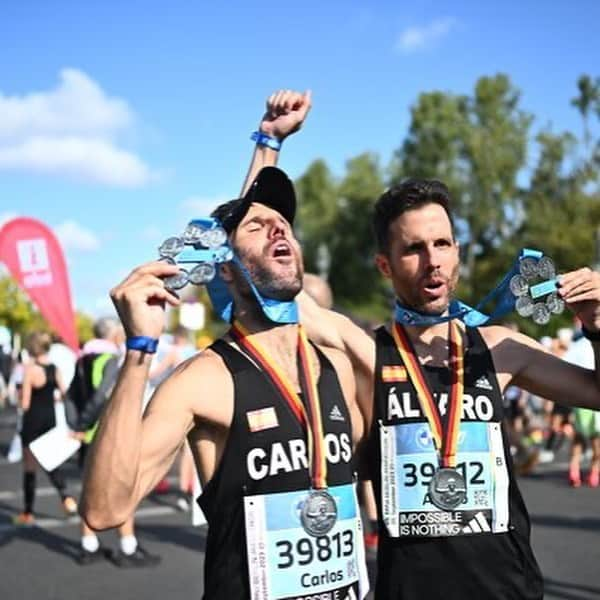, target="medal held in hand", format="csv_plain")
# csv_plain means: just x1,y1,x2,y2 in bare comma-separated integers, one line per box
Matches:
392,321,467,512
510,255,564,324
157,218,233,292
